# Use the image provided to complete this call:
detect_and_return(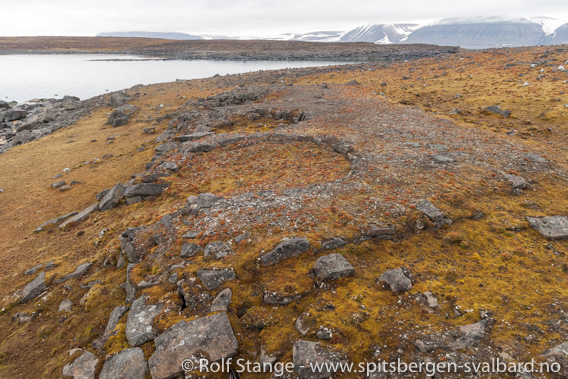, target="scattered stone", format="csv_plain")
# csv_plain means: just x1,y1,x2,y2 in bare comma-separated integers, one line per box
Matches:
24,261,55,275
96,189,110,201
527,216,568,240
263,291,303,305
181,242,202,258
501,171,527,189
4,108,28,122
524,153,546,163
422,292,439,309
432,154,455,163
261,237,311,267
313,253,354,281
316,327,333,340
416,199,452,226
234,233,248,244
99,348,148,379
62,351,98,379
12,312,37,323
295,314,313,336
182,230,200,239
204,241,233,260
59,204,100,228
55,262,92,284
124,183,169,198
484,105,511,117
92,305,129,352
125,295,164,347
293,340,346,379
59,185,71,192
137,279,160,289
187,192,224,214
50,181,66,188
108,92,130,107
366,224,397,238
210,288,232,312
320,237,347,251
177,278,212,311
377,268,414,294
58,299,73,312
99,183,125,211
158,161,179,172
542,342,568,357
148,312,238,379
196,269,236,291
19,272,46,304
451,319,489,350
